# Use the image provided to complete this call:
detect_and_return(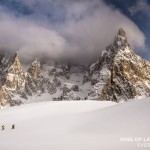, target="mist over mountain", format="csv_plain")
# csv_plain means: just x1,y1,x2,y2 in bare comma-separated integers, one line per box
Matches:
0,0,146,65
0,28,150,107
